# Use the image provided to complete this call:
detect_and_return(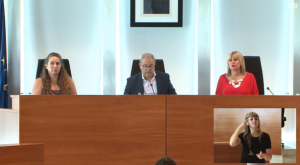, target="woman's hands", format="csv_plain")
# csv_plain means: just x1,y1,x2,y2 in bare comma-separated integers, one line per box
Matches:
256,151,264,159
